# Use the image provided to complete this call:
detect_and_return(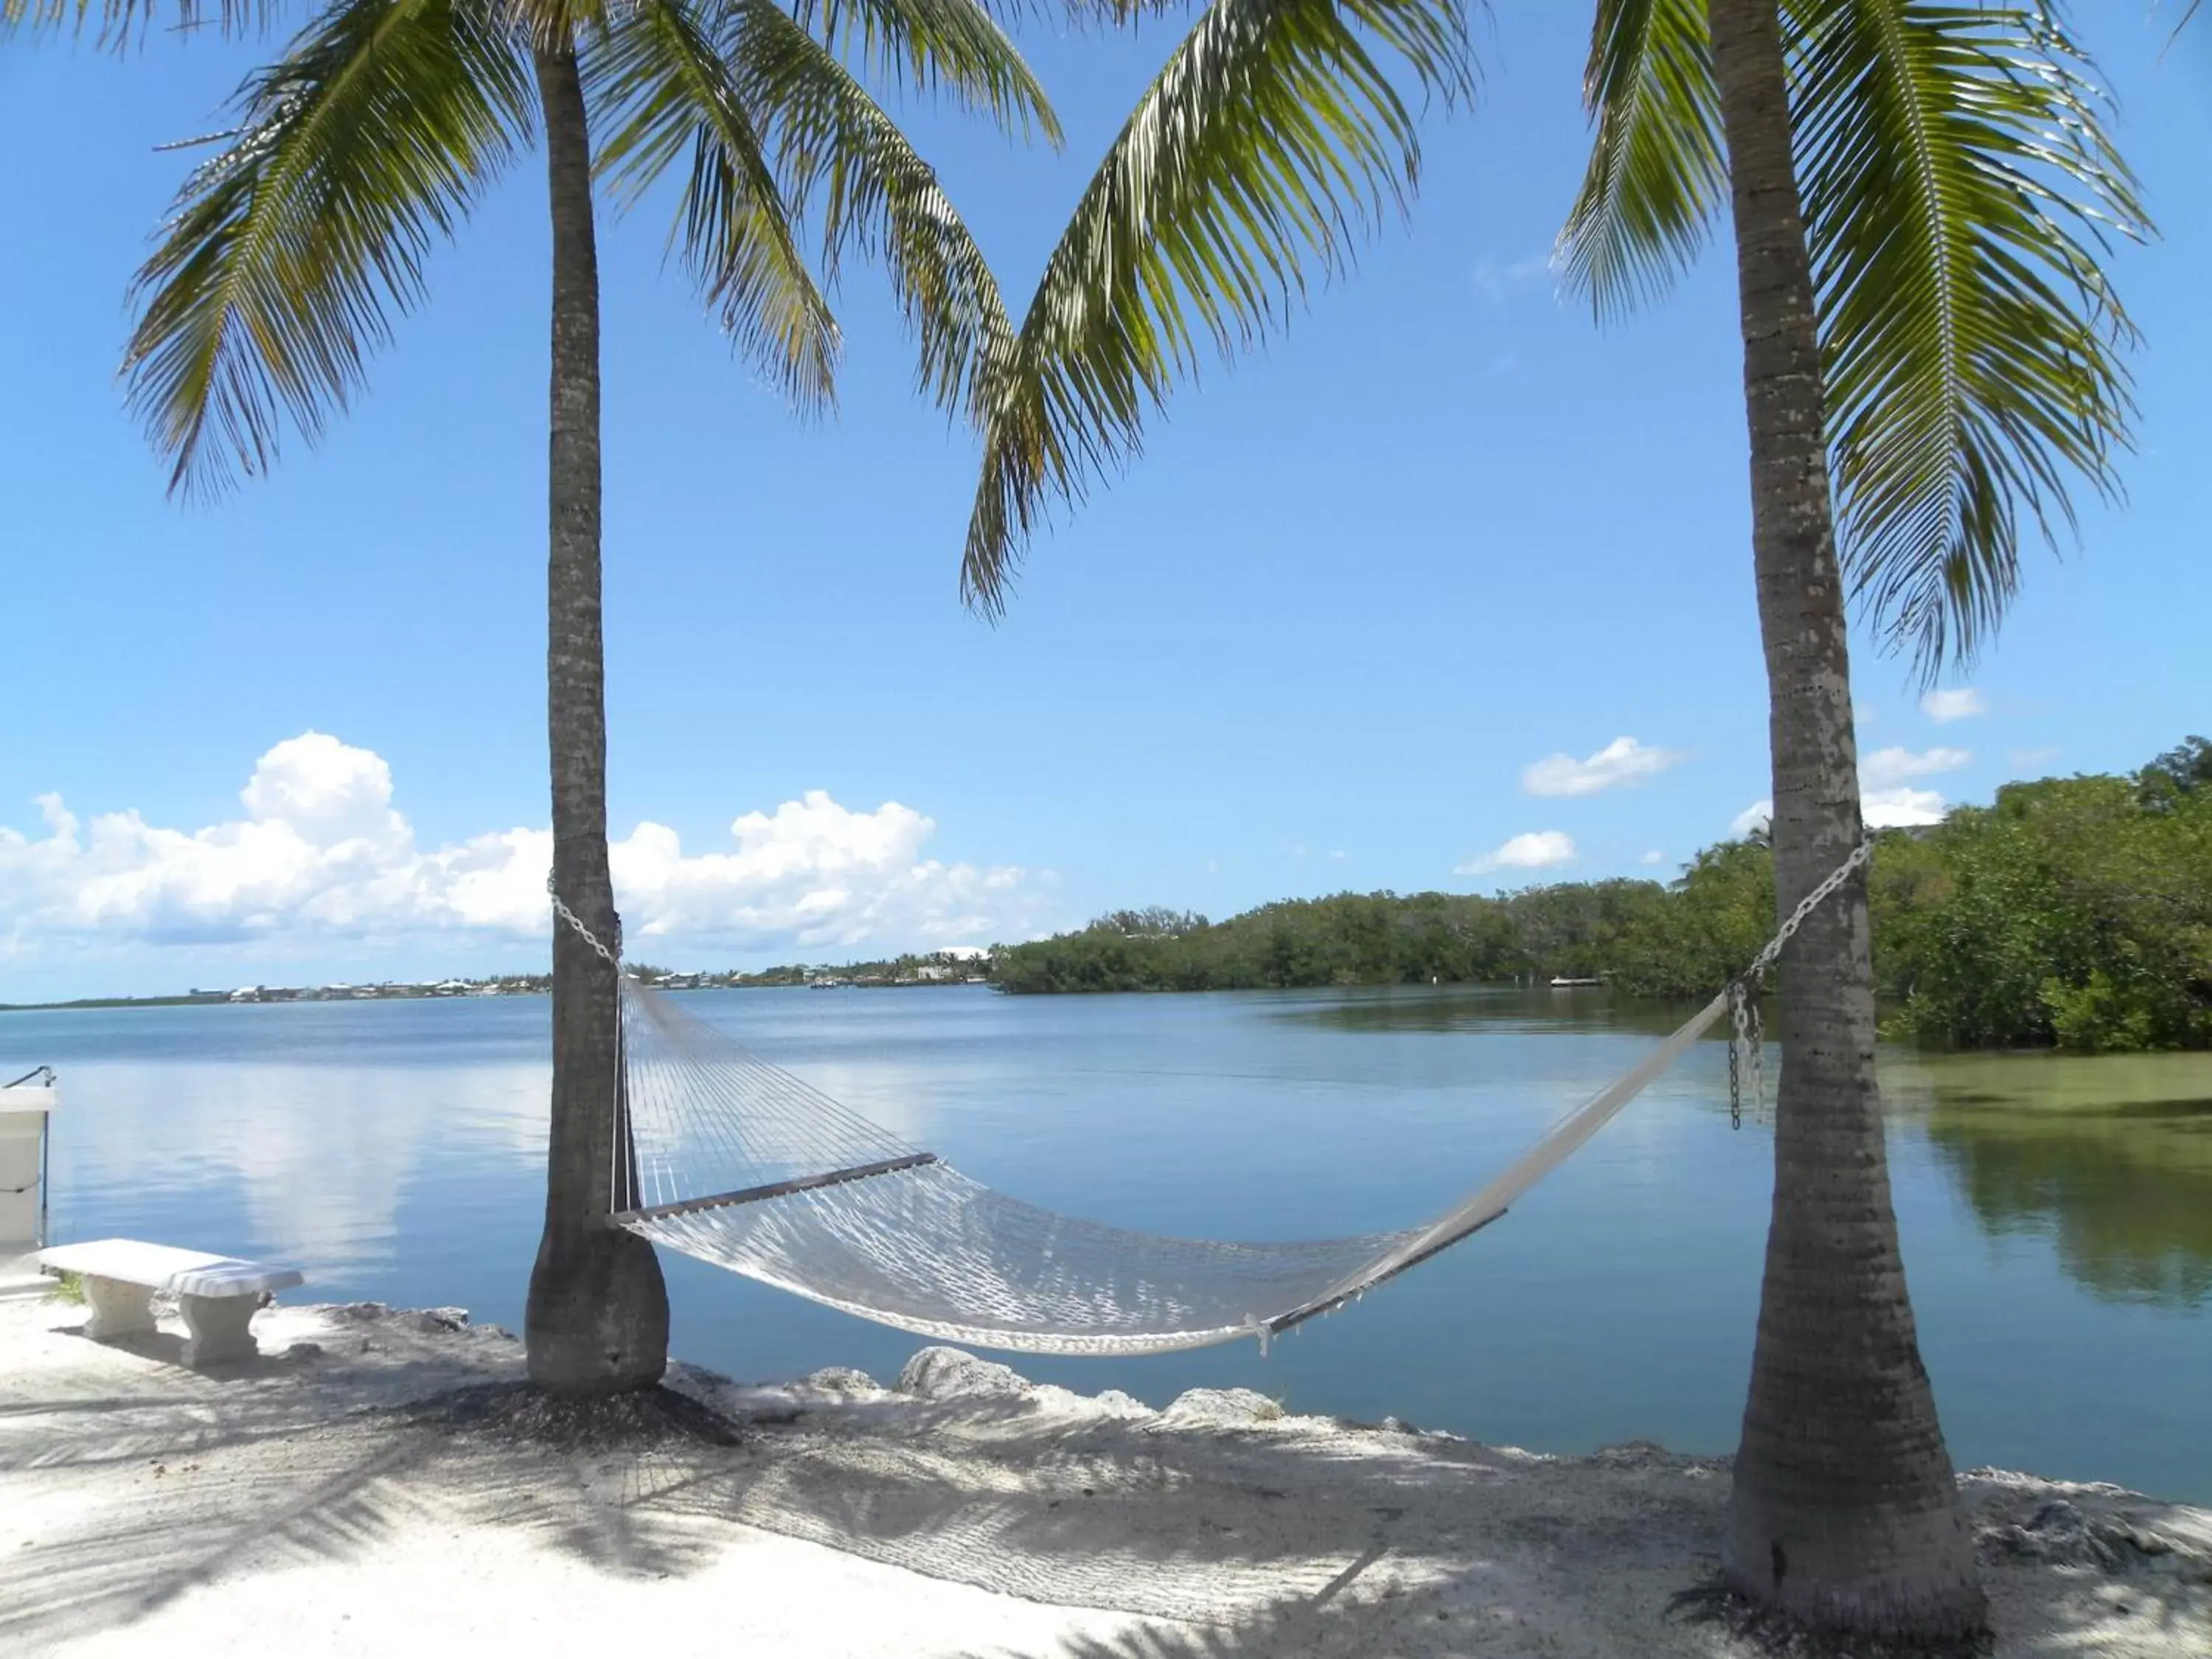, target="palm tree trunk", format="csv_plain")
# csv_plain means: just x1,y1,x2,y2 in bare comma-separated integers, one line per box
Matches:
523,39,669,1394
1705,0,1982,1637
